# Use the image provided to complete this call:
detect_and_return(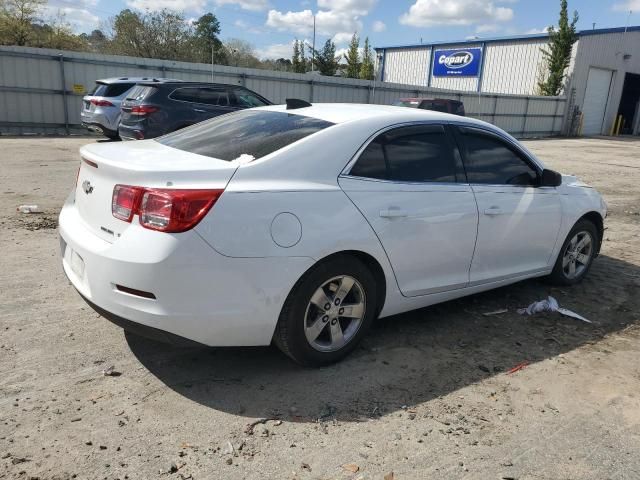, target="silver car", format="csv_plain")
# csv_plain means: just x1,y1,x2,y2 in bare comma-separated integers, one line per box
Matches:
80,77,179,140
